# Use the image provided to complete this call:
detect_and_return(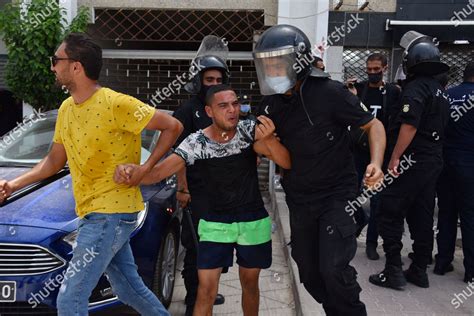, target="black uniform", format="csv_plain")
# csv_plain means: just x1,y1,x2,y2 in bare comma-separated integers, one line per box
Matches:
377,75,450,271
352,82,400,244
436,82,474,281
259,76,373,316
172,95,212,308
